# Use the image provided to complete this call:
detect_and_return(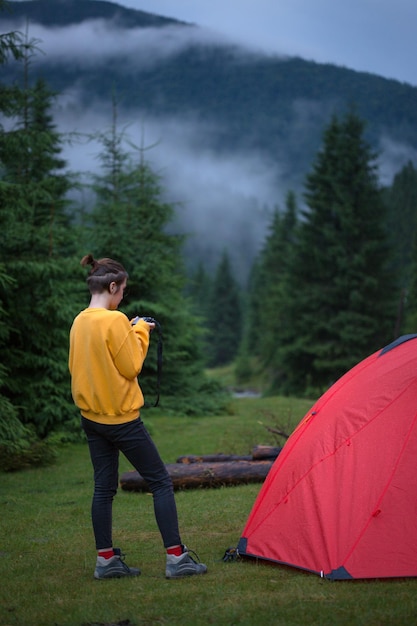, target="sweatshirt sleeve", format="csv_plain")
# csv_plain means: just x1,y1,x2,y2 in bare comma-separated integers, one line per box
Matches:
111,317,150,380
